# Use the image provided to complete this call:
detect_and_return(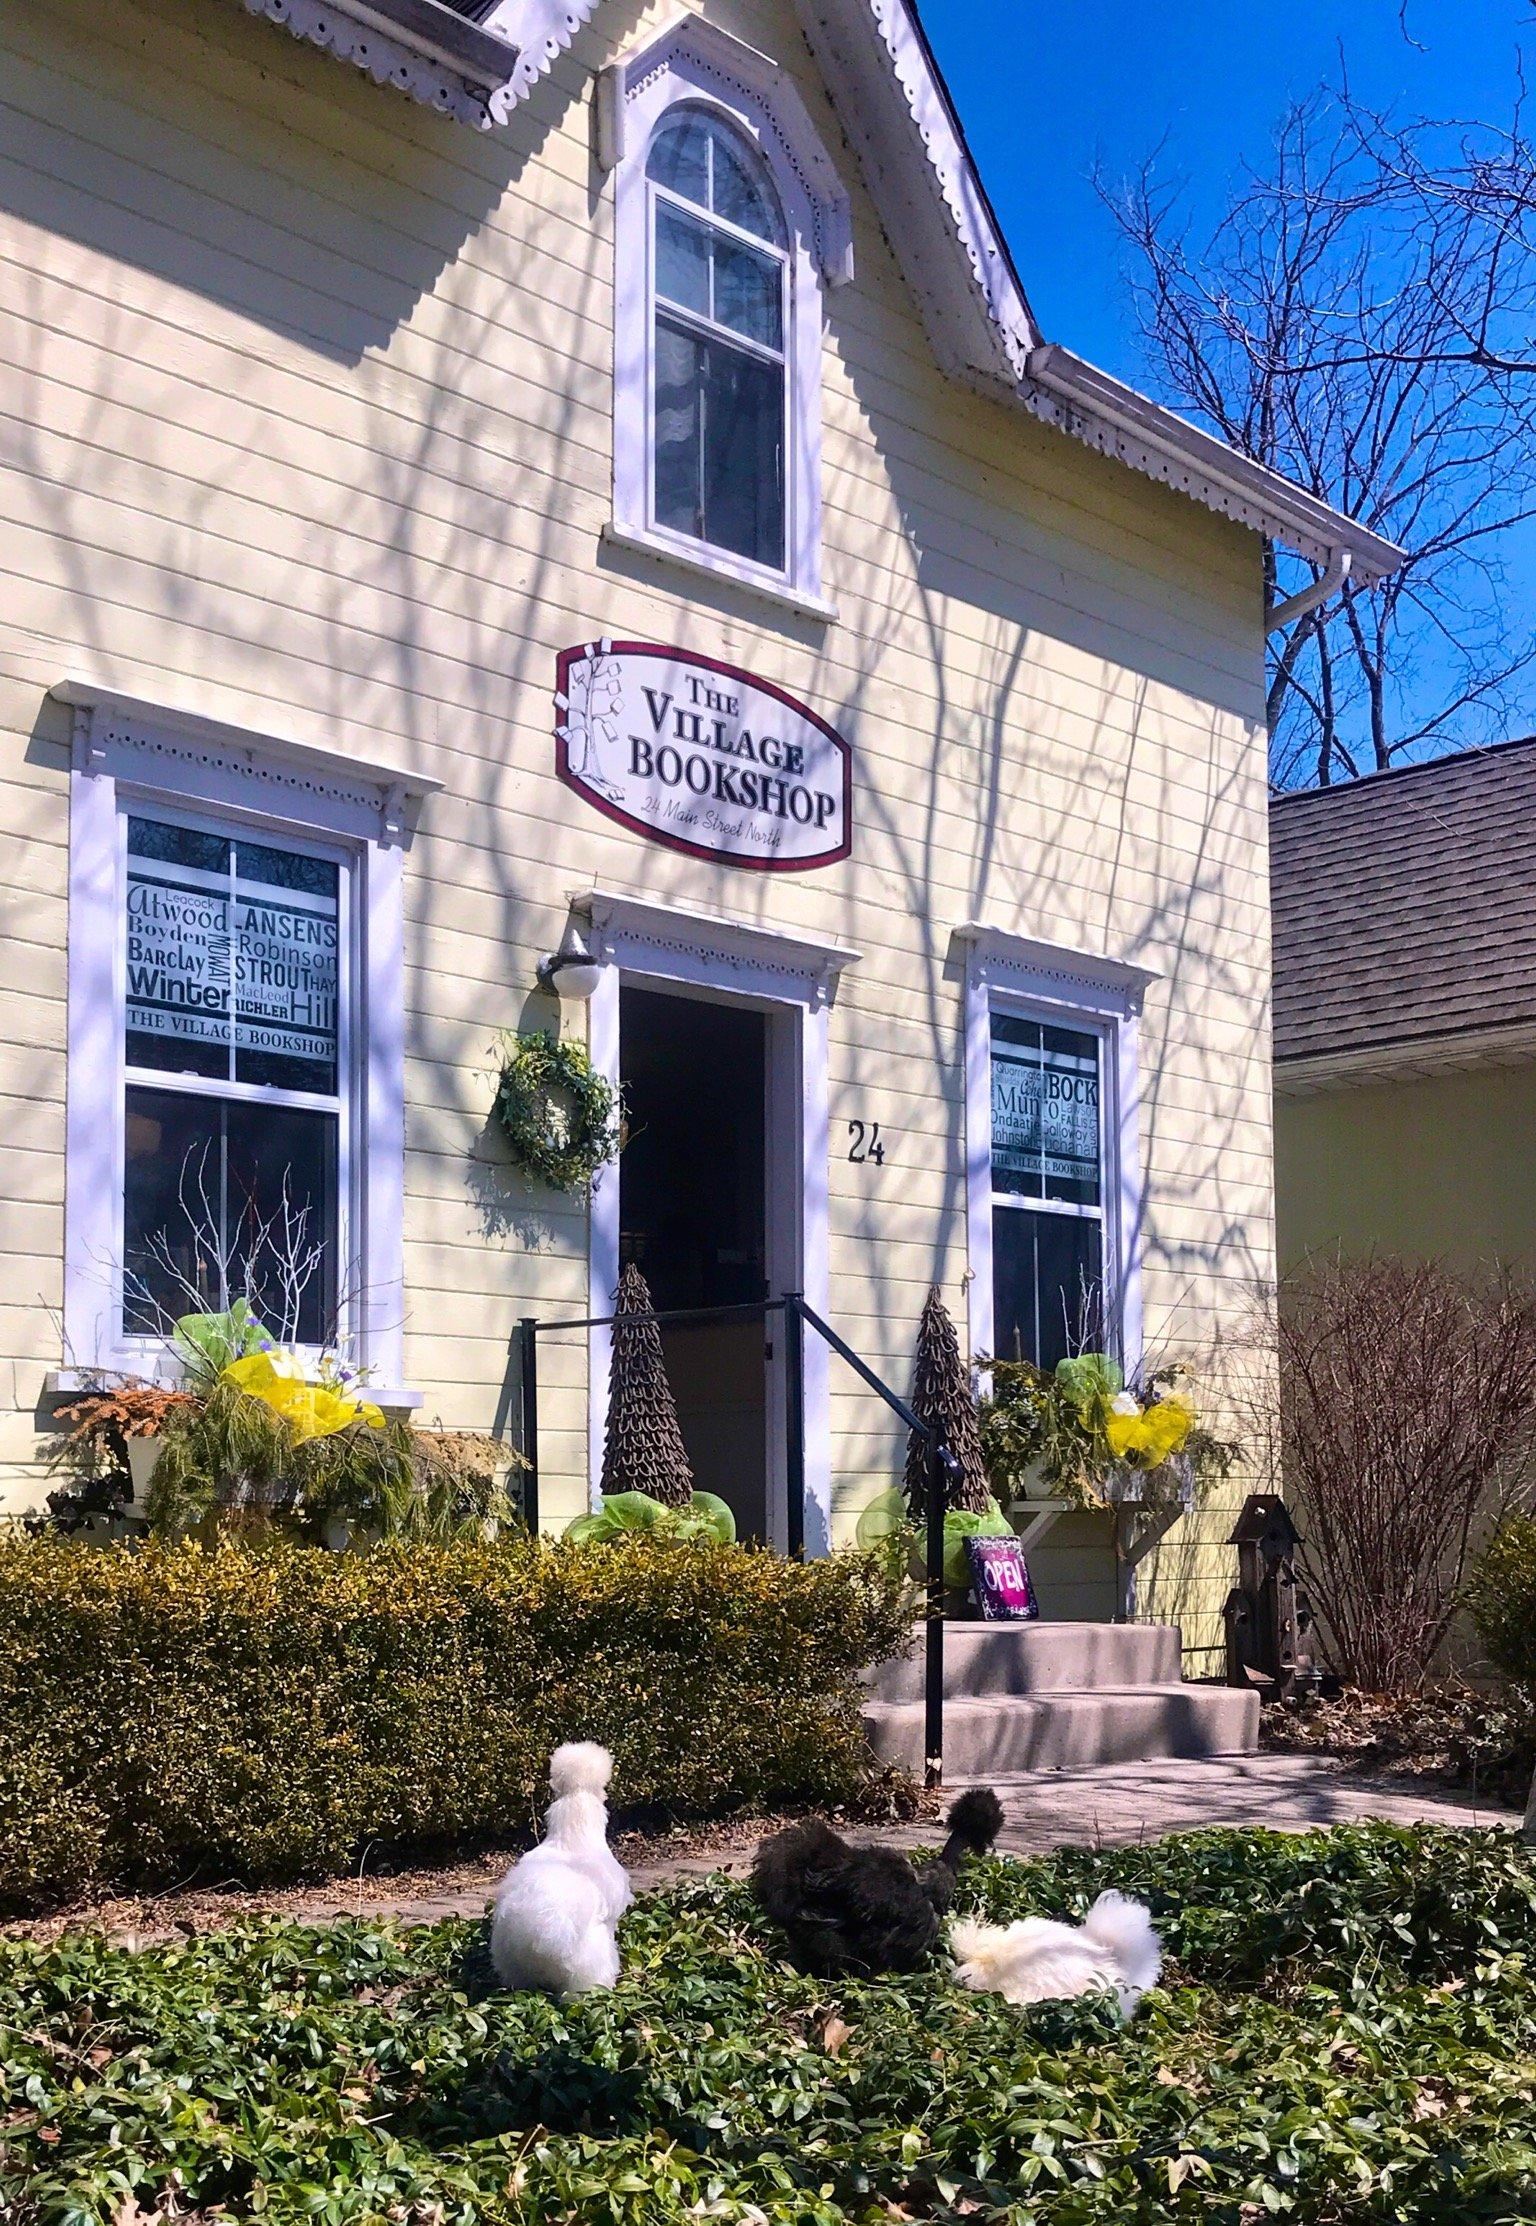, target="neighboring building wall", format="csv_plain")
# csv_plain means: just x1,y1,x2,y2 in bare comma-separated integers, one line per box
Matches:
0,0,1274,1649
1276,1064,1536,1275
